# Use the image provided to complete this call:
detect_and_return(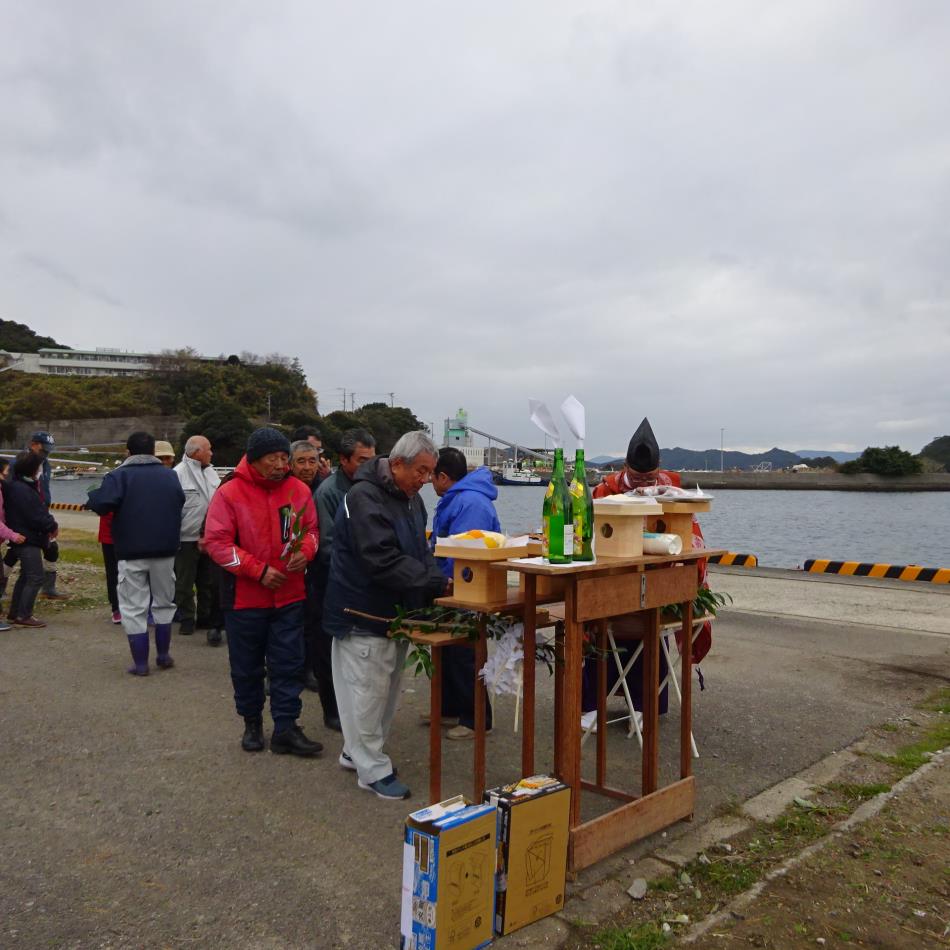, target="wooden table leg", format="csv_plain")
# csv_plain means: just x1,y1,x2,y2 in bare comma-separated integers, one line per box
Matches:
522,574,537,778
429,646,443,805
680,599,693,781
473,617,487,802
553,618,565,776
596,620,607,788
562,580,582,827
641,609,660,796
